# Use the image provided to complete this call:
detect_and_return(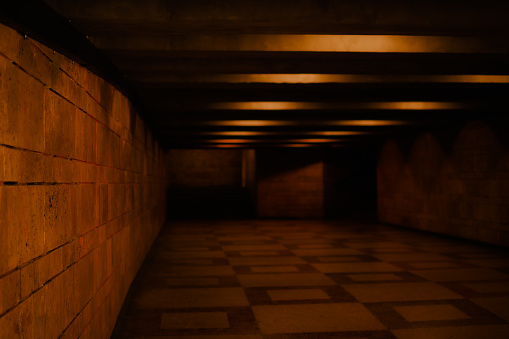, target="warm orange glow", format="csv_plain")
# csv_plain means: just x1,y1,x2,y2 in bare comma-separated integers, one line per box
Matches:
308,131,367,136
106,34,501,53
206,120,406,127
366,102,464,110
201,138,342,144
162,74,509,84
209,102,313,110
205,131,265,136
209,101,464,110
201,131,367,136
